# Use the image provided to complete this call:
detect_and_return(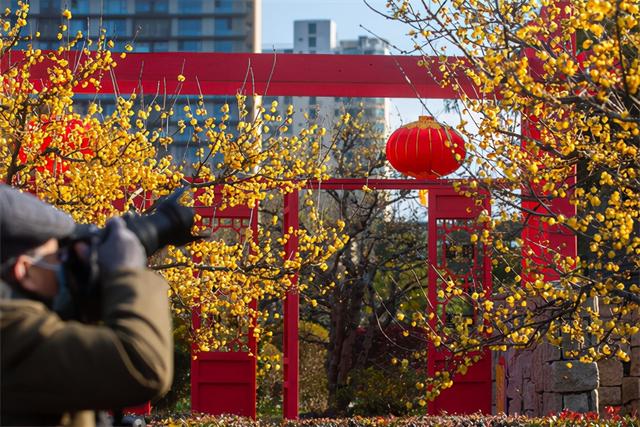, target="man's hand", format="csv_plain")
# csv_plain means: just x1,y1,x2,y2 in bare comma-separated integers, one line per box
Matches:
98,217,146,273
